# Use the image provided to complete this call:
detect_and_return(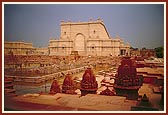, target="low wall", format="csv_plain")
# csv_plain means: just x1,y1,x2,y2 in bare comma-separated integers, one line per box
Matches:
5,66,88,84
